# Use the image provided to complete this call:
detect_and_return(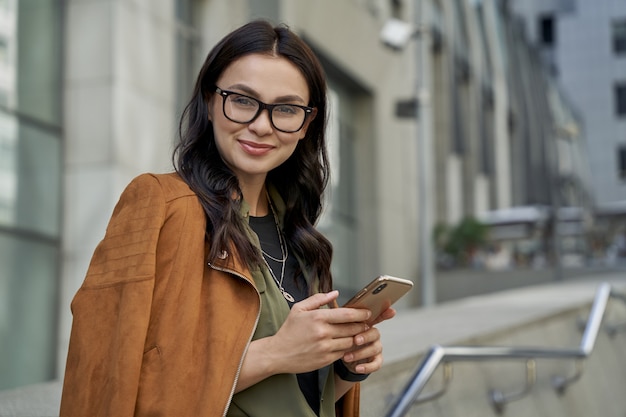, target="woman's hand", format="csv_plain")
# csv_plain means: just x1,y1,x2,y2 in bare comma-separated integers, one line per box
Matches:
334,307,396,400
341,307,396,374
235,291,371,392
